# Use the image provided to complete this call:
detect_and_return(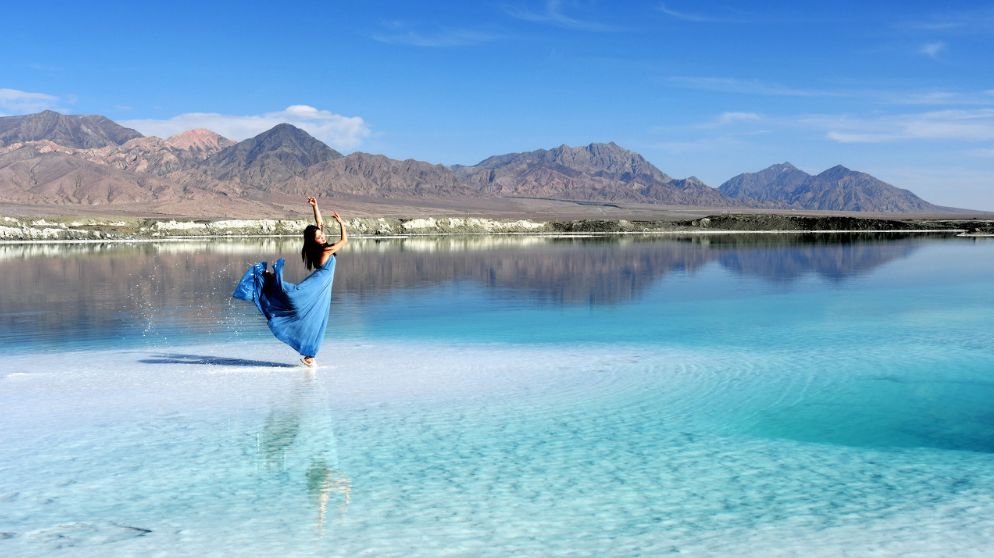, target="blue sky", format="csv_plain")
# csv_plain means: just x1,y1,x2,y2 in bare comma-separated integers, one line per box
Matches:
1,0,992,209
